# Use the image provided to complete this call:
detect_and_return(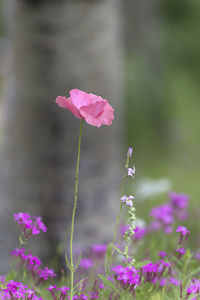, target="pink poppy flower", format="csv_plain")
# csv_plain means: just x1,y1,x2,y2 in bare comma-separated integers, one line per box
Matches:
56,89,114,127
